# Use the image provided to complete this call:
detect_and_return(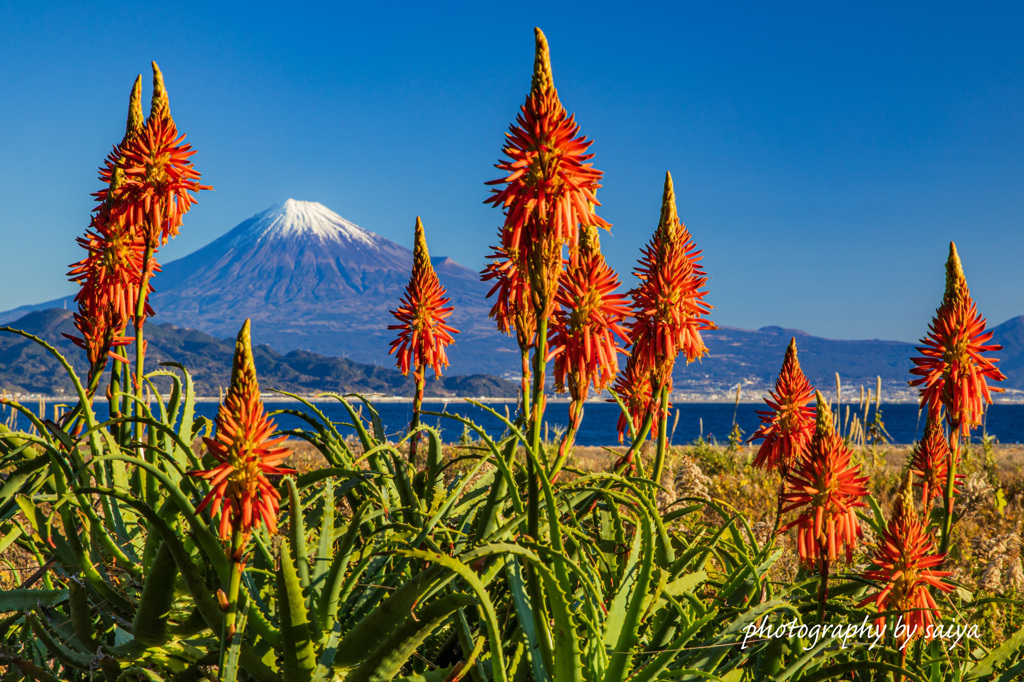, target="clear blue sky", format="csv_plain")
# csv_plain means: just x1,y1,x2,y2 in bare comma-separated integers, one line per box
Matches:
2,2,1022,342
